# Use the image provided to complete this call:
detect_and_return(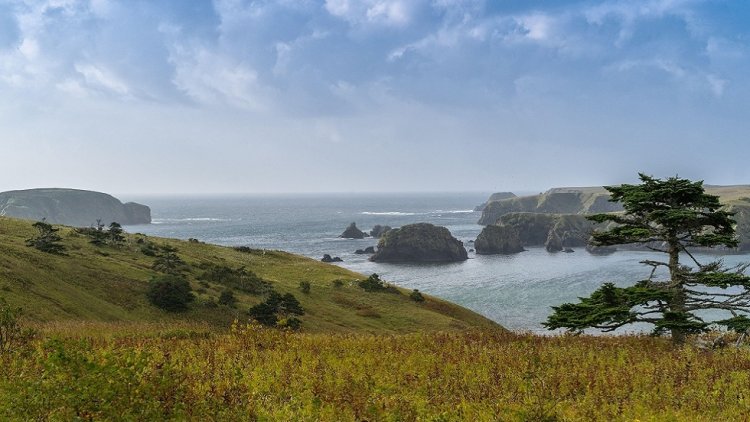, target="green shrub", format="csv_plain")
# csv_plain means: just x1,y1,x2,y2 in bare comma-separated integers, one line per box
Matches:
146,274,194,312
151,245,189,275
248,291,304,328
410,289,425,302
358,274,399,293
332,279,345,288
299,281,311,294
198,263,271,295
219,290,236,307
